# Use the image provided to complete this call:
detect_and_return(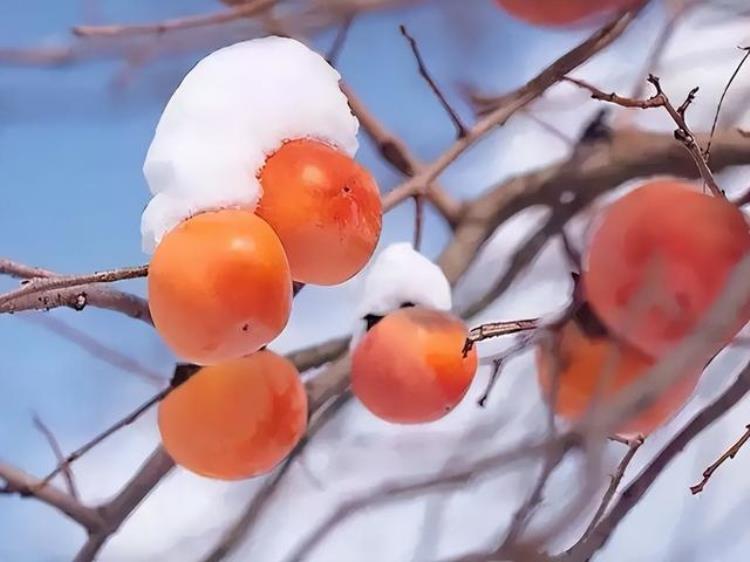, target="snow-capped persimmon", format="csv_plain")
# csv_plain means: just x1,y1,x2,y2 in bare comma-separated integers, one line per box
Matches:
583,180,750,358
536,317,702,437
351,306,478,424
158,351,307,480
148,209,292,365
257,139,382,285
495,0,636,27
